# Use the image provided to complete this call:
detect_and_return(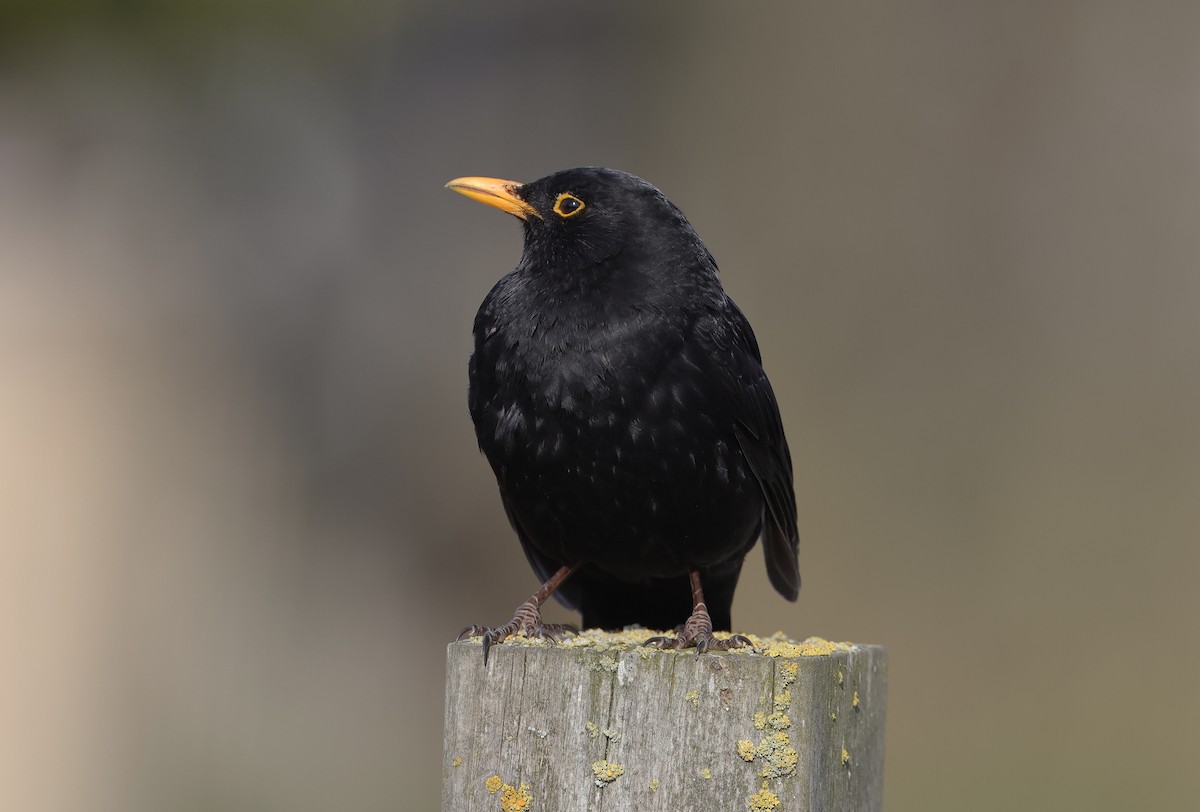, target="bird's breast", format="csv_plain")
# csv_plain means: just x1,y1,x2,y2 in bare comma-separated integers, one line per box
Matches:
471,322,761,574
476,317,735,466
